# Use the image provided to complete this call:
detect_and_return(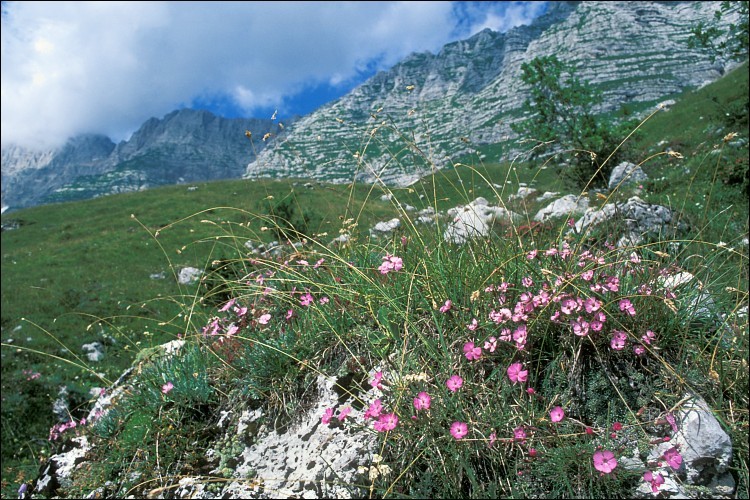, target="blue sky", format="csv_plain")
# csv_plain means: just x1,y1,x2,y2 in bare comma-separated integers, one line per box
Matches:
1,1,547,148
